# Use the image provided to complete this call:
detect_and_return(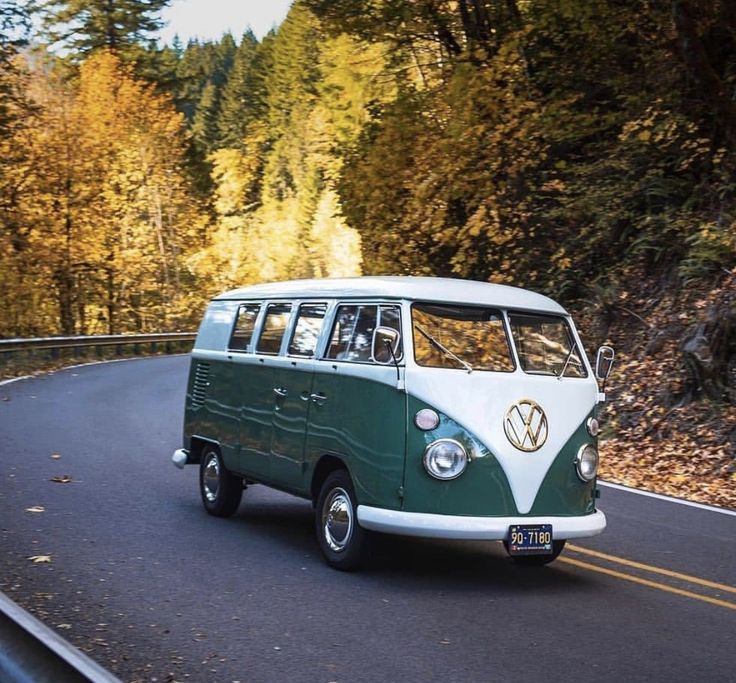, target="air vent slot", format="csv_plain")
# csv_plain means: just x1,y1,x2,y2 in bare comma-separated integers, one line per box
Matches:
191,362,210,408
